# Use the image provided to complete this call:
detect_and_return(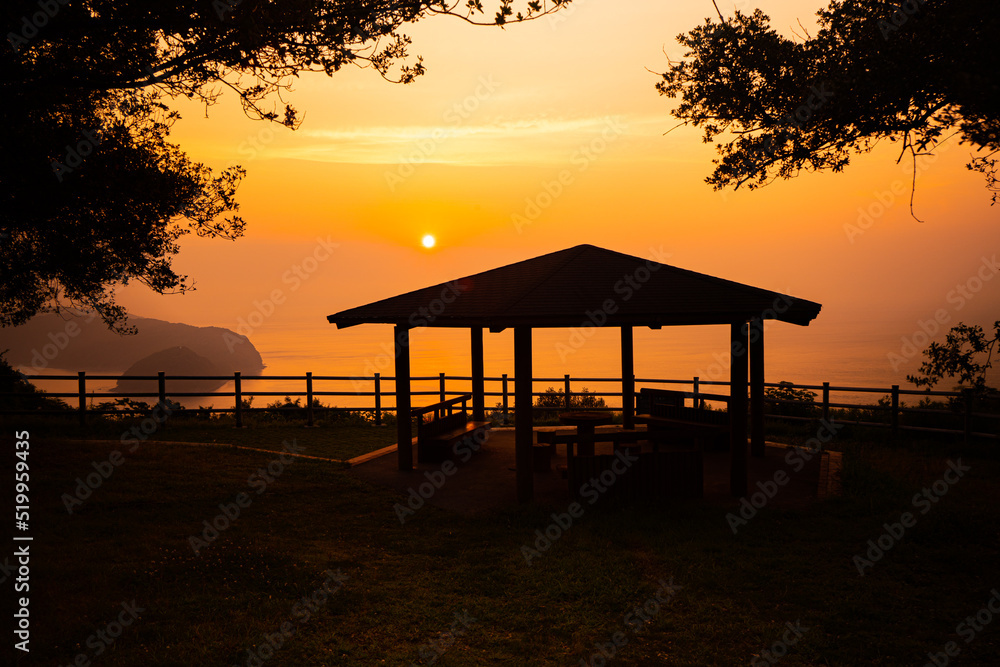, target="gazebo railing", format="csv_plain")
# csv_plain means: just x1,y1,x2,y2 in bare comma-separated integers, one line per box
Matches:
411,393,471,421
